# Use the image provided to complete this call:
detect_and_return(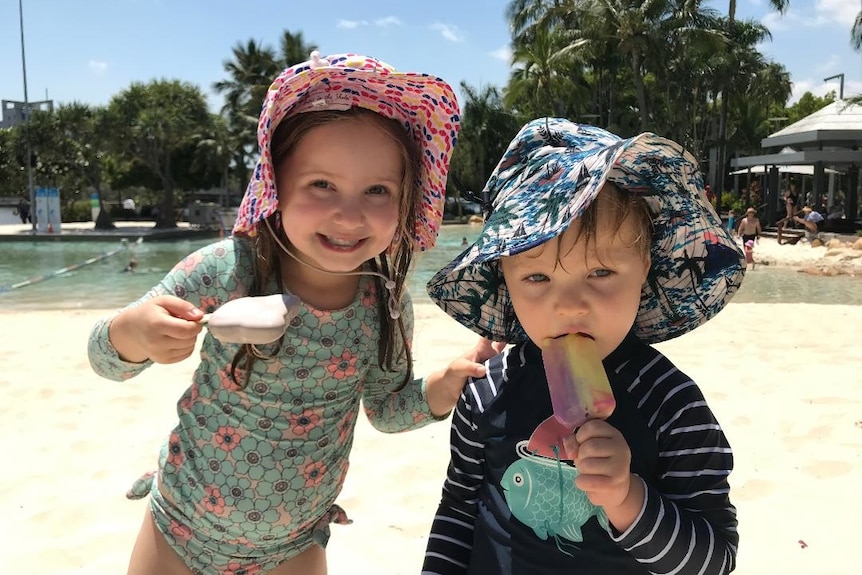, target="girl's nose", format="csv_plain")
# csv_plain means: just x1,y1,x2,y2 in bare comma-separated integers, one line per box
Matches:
332,195,365,228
